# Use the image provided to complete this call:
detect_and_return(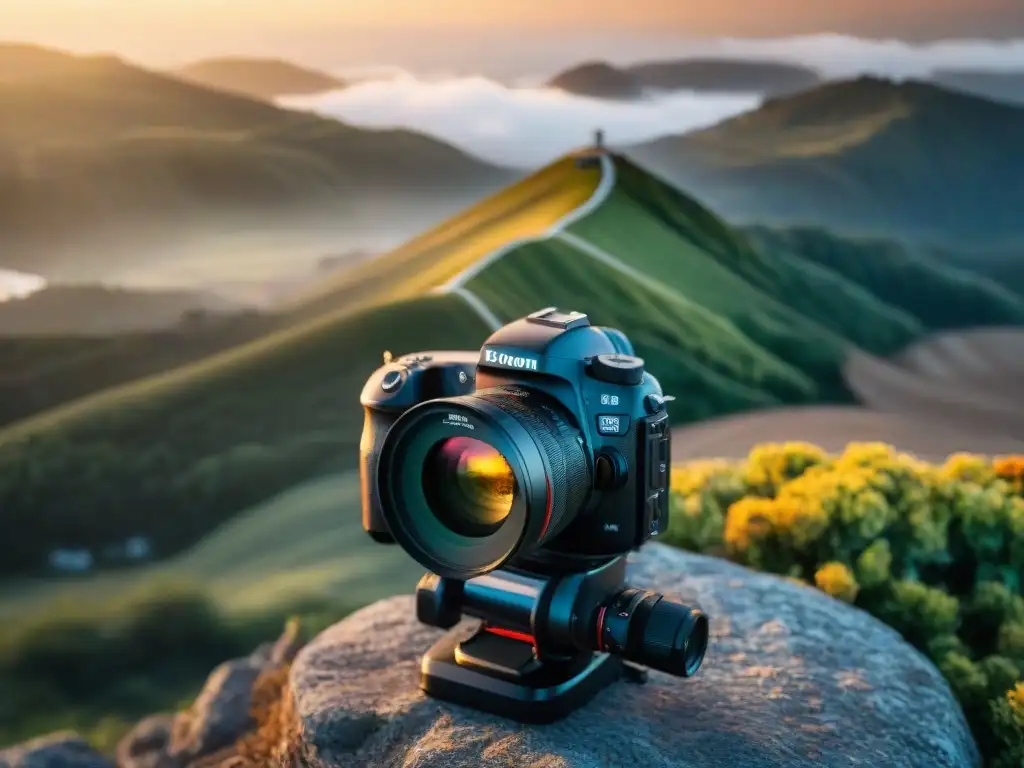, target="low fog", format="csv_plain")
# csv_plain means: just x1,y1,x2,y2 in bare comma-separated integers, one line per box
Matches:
282,78,760,167
283,34,1024,167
